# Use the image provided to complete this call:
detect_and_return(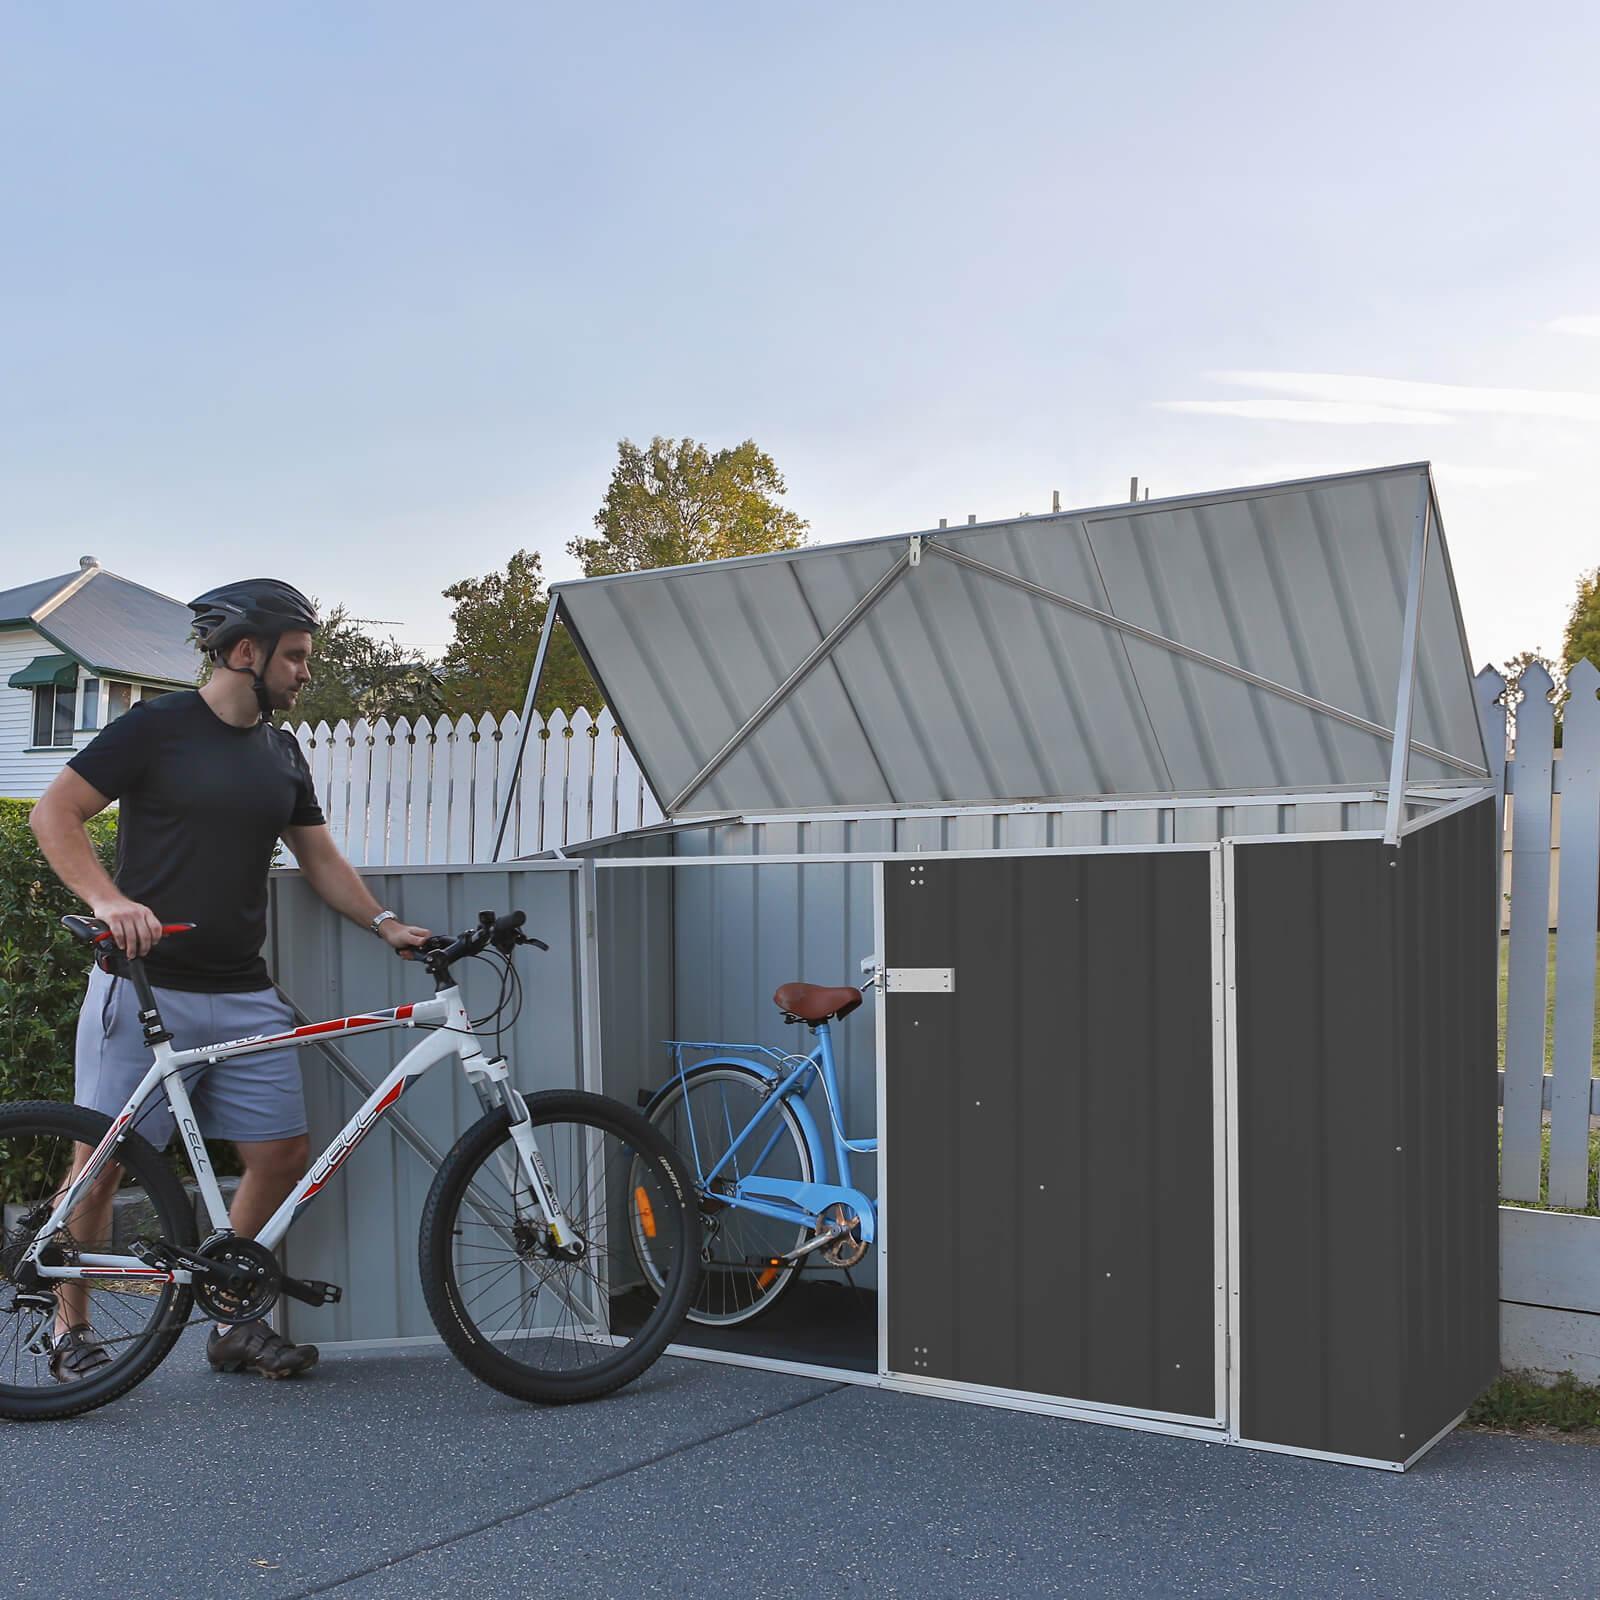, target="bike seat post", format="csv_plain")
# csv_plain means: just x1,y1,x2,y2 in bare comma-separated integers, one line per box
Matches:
123,956,173,1047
